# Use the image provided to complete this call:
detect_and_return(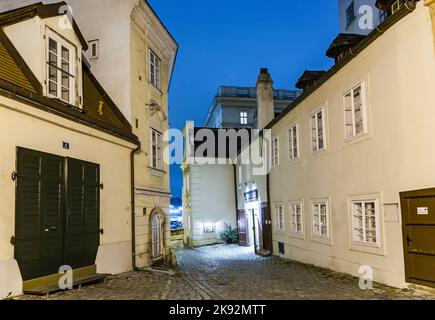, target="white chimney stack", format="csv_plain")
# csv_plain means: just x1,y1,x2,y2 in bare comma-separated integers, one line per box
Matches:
256,68,274,130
